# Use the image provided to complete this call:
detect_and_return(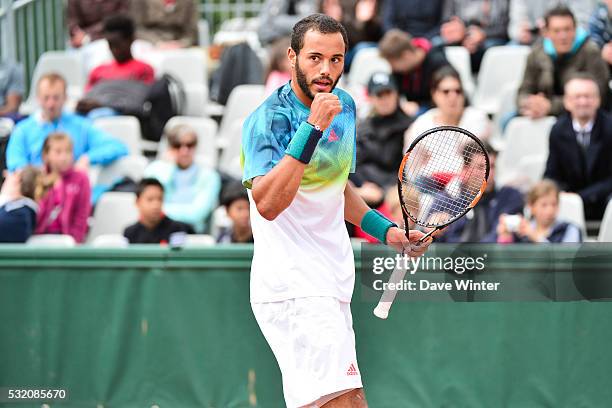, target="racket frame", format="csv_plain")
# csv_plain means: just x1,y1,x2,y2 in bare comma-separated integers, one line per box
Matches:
397,126,491,242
